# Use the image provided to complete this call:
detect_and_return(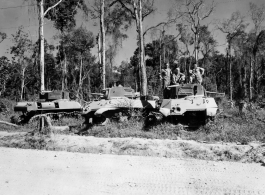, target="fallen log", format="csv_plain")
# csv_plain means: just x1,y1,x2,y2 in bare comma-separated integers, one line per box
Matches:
0,120,19,127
